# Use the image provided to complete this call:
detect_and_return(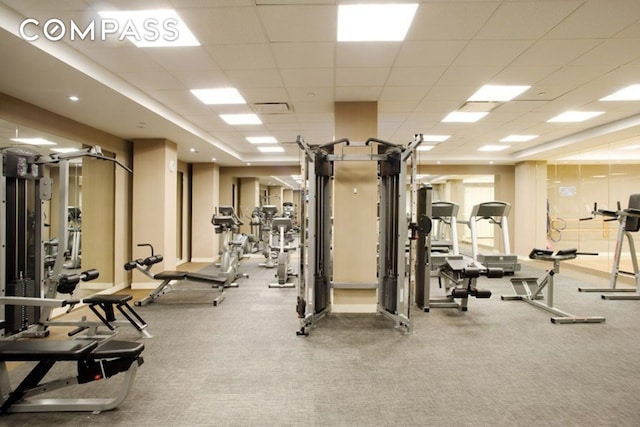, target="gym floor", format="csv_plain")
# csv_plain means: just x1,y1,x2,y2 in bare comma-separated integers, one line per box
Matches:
4,251,640,426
